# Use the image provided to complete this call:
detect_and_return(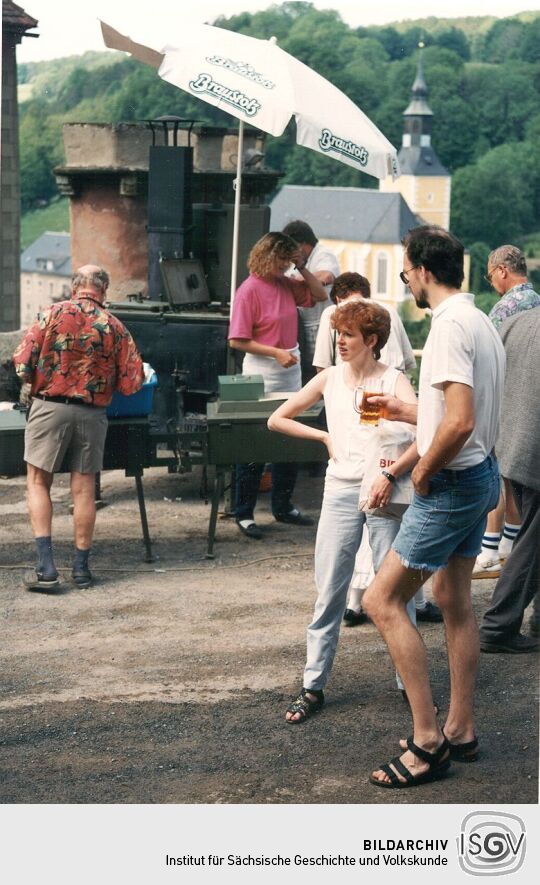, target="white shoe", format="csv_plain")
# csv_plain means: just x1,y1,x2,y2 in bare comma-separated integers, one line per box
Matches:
498,537,515,560
472,552,501,579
